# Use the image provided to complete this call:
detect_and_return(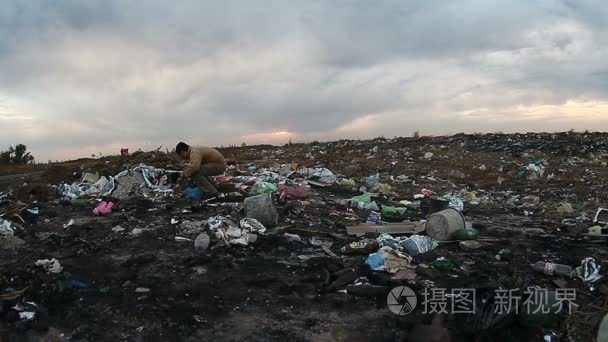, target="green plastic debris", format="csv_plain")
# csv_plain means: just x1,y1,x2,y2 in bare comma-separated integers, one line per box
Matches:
253,182,277,194
70,199,89,206
431,257,458,271
381,206,407,214
351,194,372,204
453,228,479,241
